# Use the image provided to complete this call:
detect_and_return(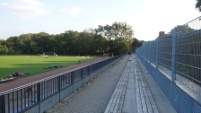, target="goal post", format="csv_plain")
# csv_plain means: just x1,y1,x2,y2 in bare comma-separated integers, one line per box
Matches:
43,52,56,56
